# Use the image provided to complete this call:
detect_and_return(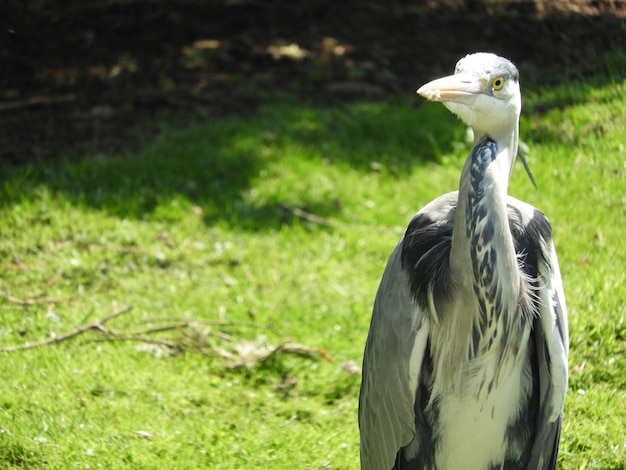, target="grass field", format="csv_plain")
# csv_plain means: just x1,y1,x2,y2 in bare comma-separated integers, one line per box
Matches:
1,56,625,469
